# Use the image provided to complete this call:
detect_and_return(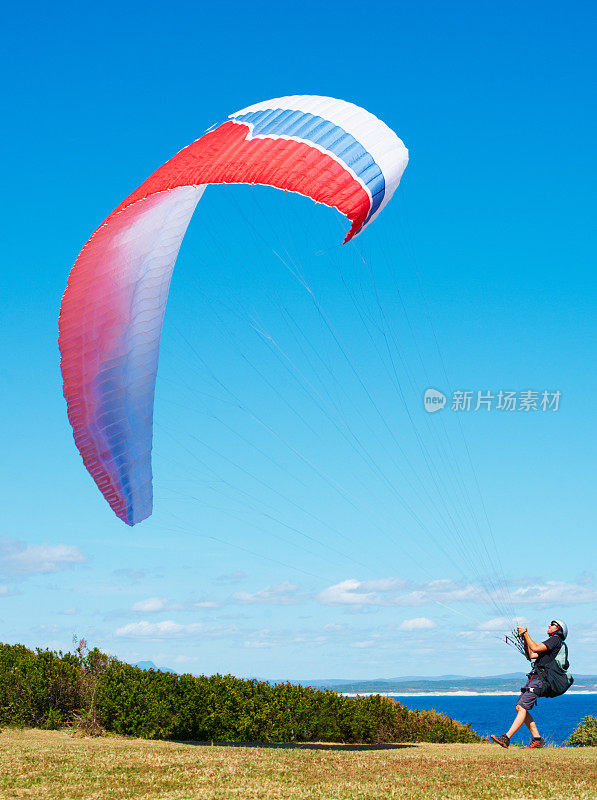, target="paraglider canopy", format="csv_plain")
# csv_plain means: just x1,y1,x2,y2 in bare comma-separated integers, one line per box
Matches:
59,95,408,525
